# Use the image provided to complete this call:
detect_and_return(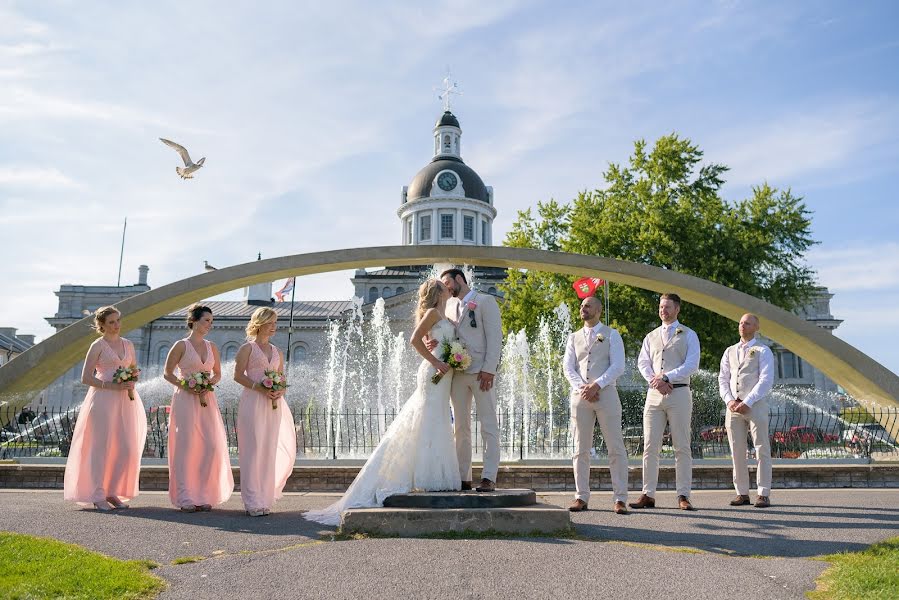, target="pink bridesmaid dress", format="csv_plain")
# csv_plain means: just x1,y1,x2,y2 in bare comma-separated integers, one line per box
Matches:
64,338,148,504
167,338,234,508
237,342,297,512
